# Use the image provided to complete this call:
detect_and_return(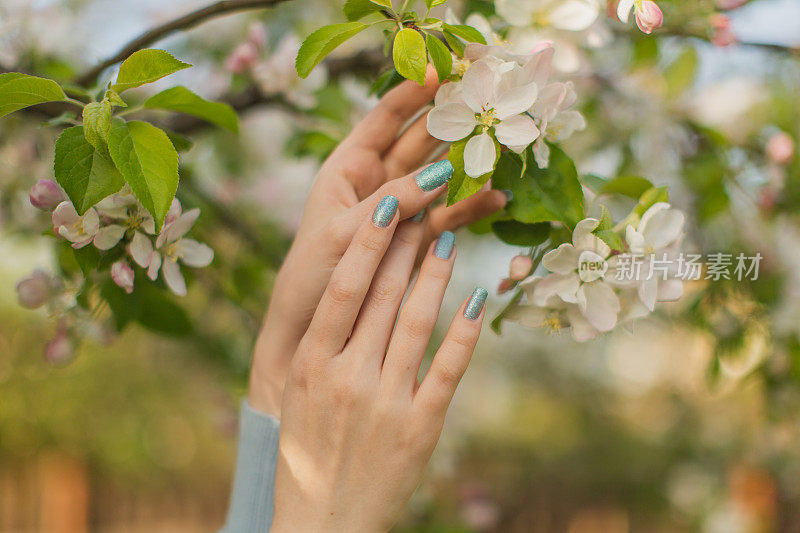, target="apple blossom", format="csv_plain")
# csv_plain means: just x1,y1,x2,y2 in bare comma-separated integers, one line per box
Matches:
625,202,685,310
710,14,736,47
254,34,327,110
45,321,73,364
617,0,664,34
530,81,585,167
131,204,214,296
225,42,259,74
52,201,99,248
29,179,63,210
427,59,540,177
92,193,157,251
111,260,135,294
16,270,52,309
496,0,600,31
